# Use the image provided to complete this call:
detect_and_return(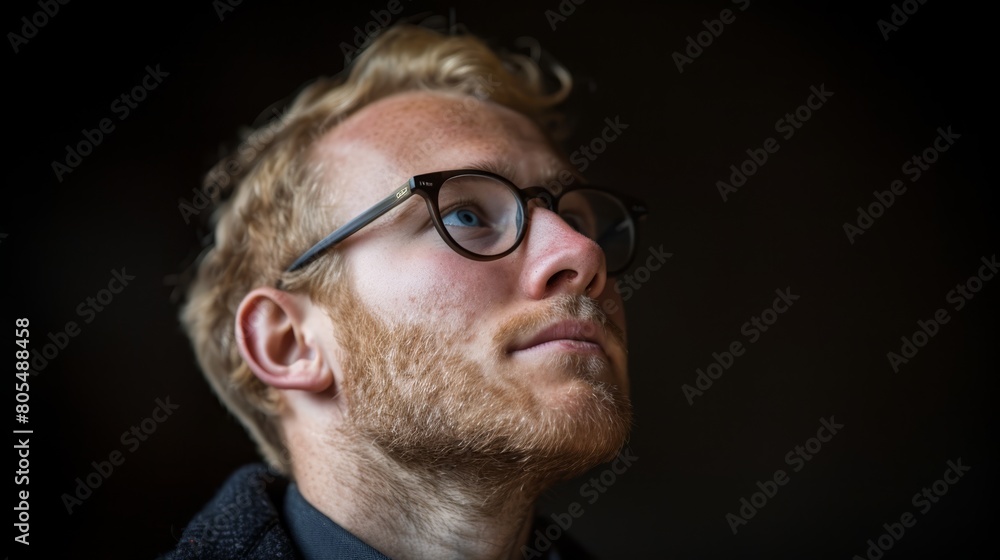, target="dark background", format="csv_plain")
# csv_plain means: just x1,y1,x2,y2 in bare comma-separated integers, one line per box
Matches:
7,0,997,558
